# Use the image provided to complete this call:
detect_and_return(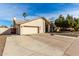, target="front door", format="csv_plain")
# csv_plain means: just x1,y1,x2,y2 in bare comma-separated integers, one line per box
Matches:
45,25,48,32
